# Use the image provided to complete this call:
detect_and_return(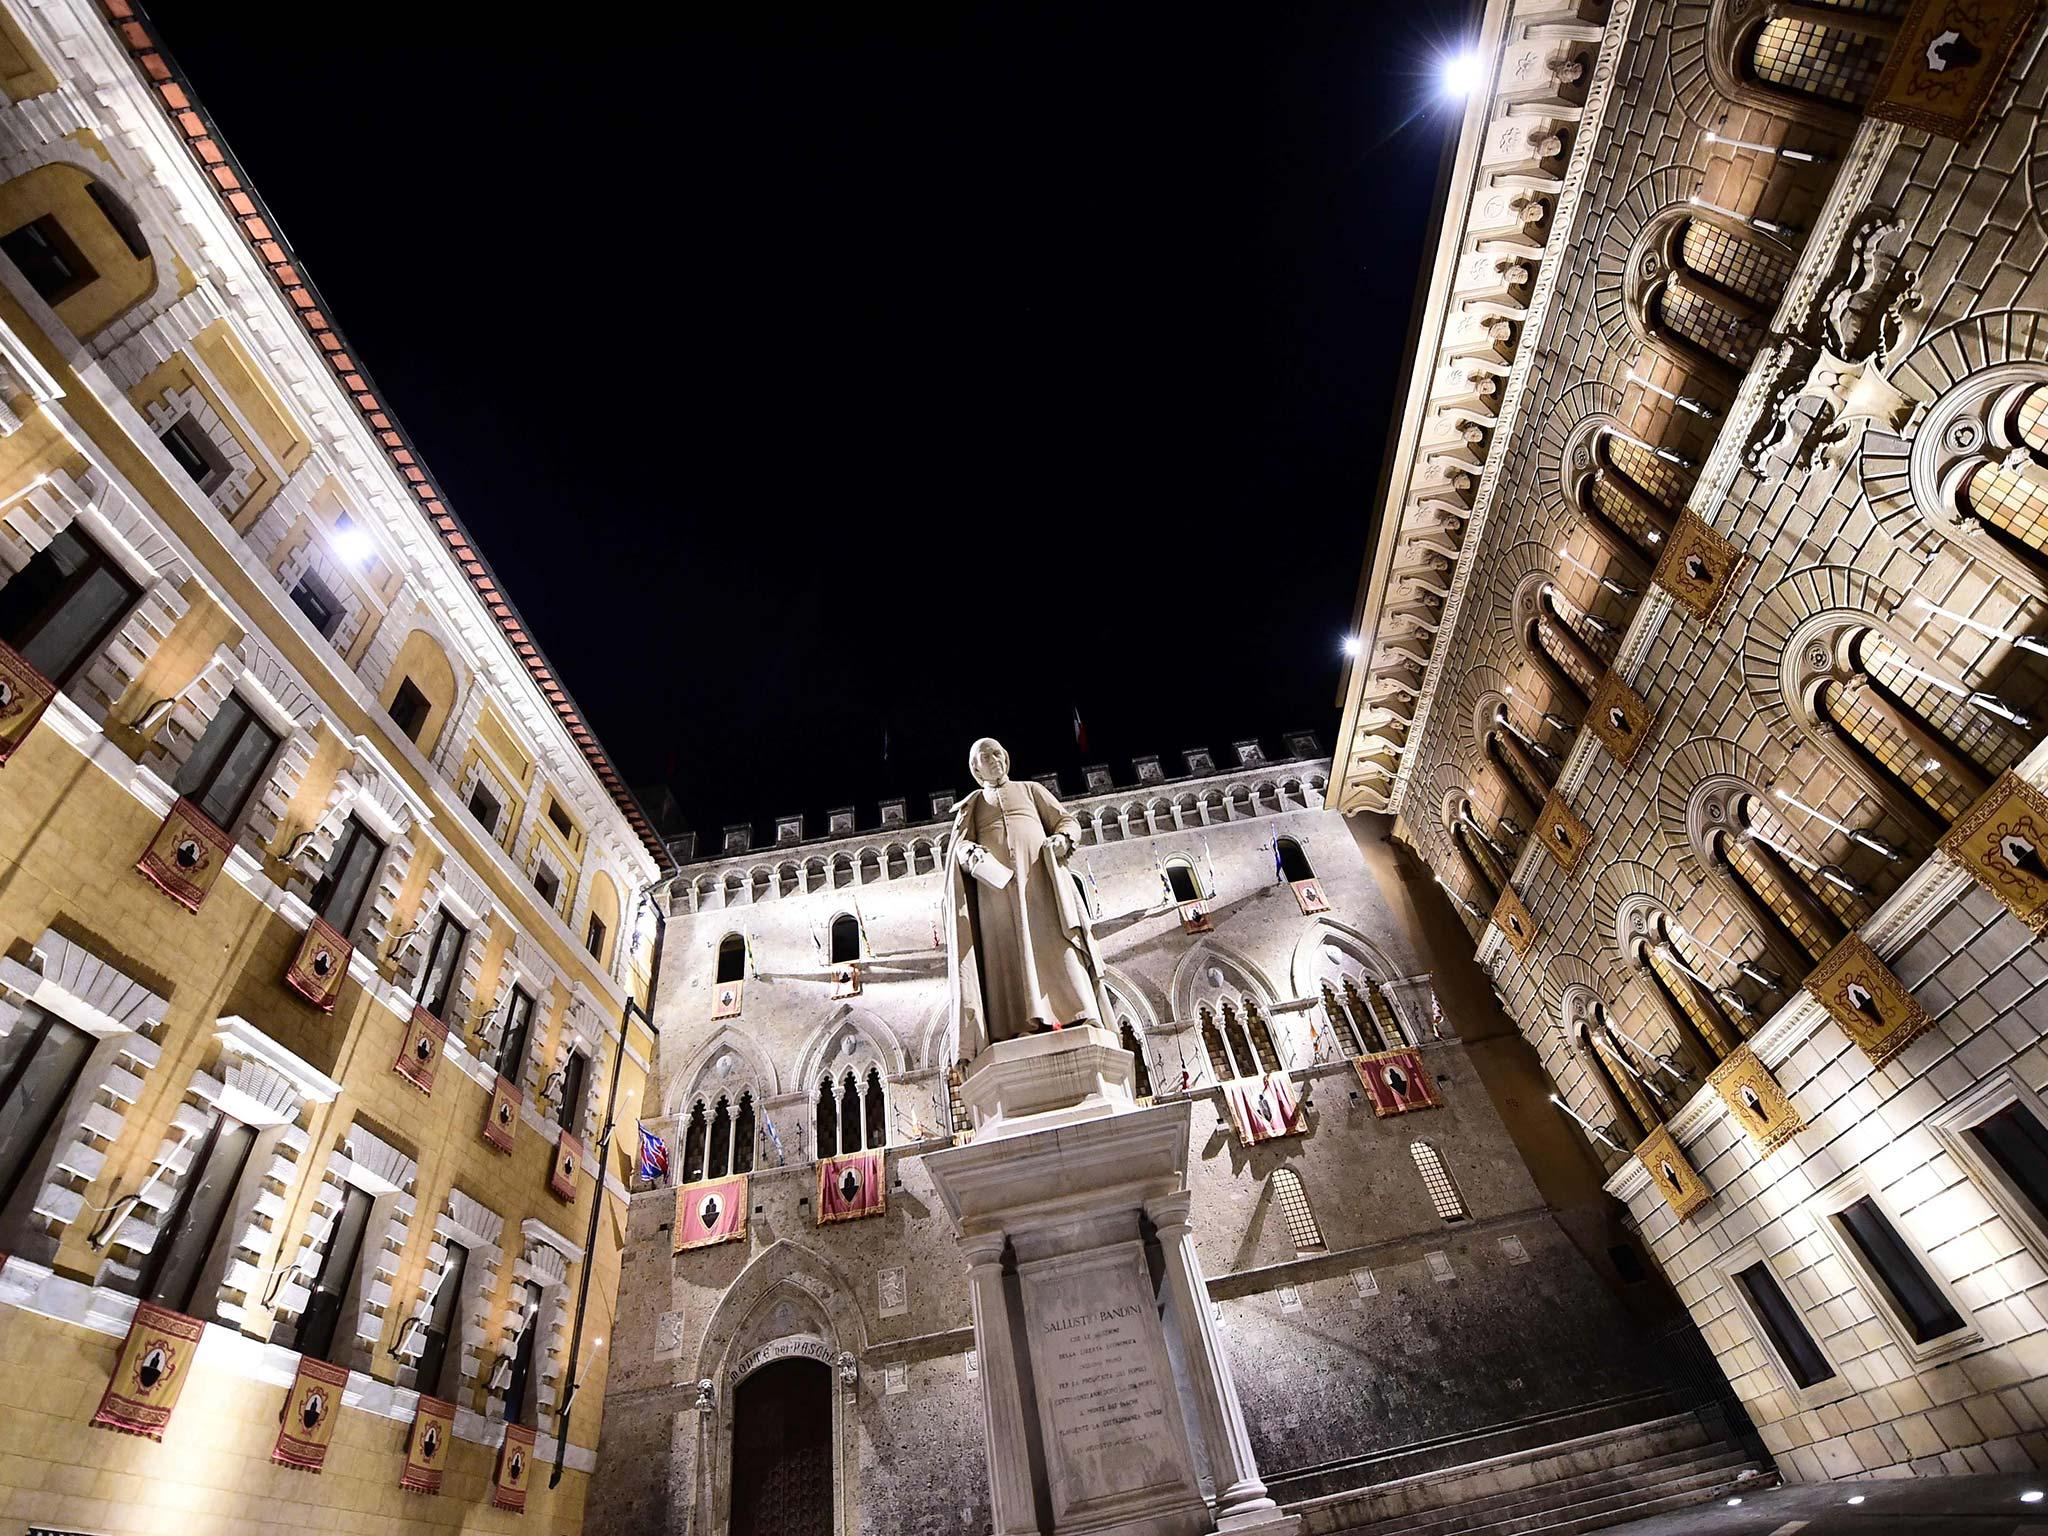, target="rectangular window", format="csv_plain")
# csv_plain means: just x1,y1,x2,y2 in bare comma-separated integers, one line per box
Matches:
1968,1101,2048,1230
158,416,230,494
585,912,606,961
557,1050,588,1133
288,570,344,640
1735,1258,1835,1389
1831,1196,1966,1345
171,693,281,829
497,985,536,1083
413,1239,469,1400
547,798,573,838
533,864,560,909
0,524,142,687
0,214,95,303
134,1110,256,1313
504,1280,543,1425
415,909,468,1021
467,779,502,836
294,1182,373,1364
309,817,385,935
388,677,431,744
0,1005,94,1217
